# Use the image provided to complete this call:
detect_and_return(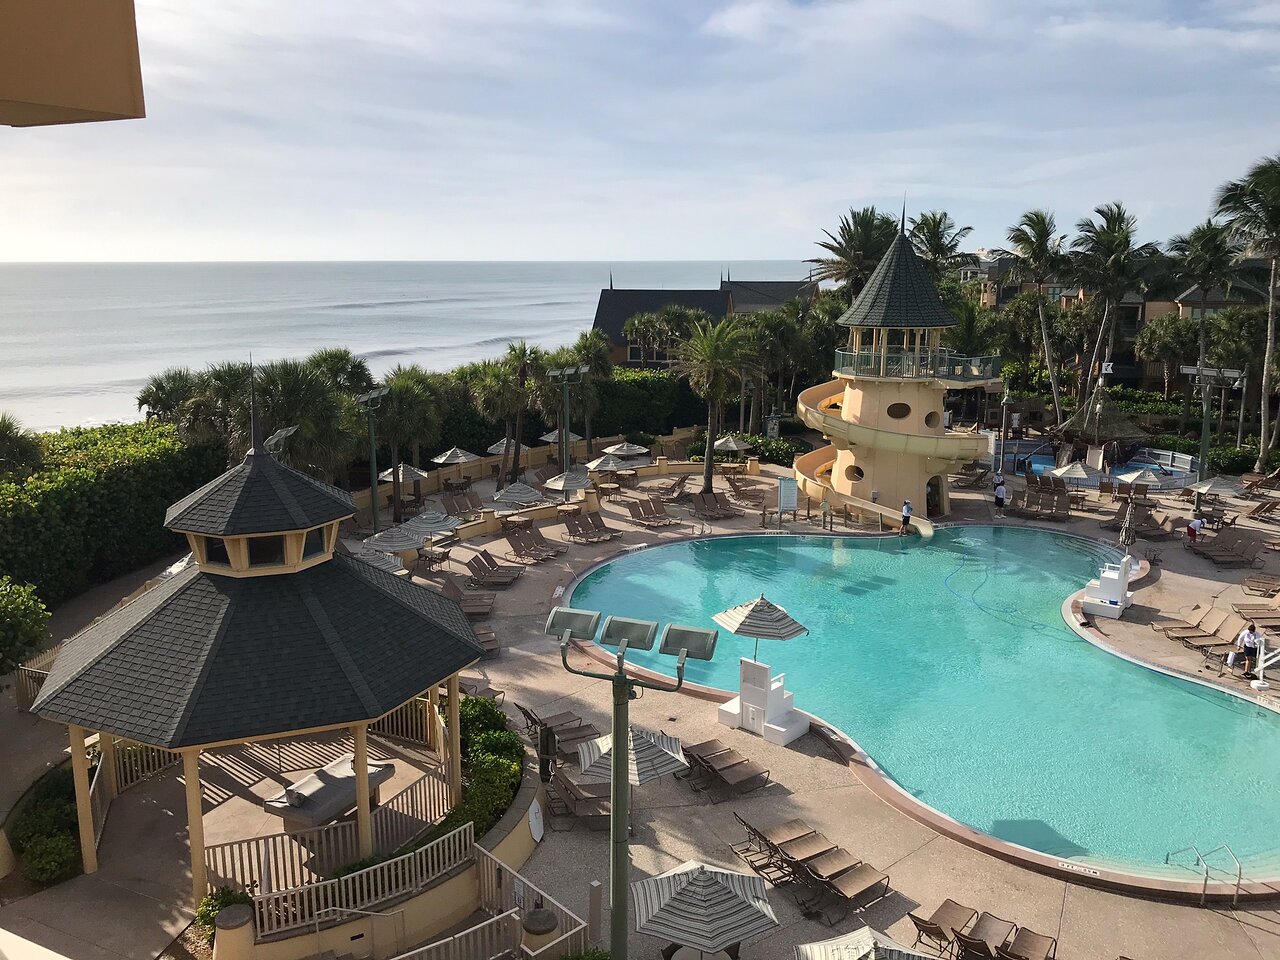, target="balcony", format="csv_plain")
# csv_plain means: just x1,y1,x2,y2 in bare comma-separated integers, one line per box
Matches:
834,349,1001,384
